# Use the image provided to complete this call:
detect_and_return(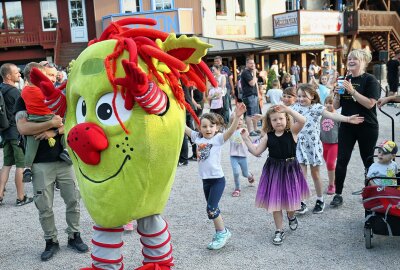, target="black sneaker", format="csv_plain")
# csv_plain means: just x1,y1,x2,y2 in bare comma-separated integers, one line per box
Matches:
41,239,60,261
68,232,89,253
330,194,343,207
272,230,285,245
16,195,33,206
178,161,188,166
312,200,325,214
295,202,308,215
288,216,298,231
60,149,73,165
23,168,33,183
